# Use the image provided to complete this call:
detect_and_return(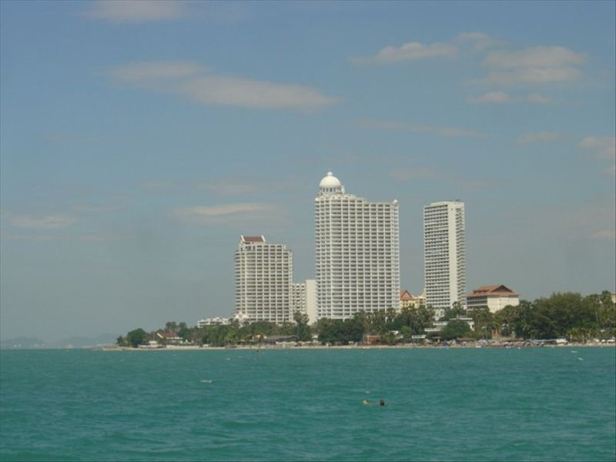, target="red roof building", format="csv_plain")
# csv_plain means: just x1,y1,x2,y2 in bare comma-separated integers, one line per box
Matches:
466,284,520,313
